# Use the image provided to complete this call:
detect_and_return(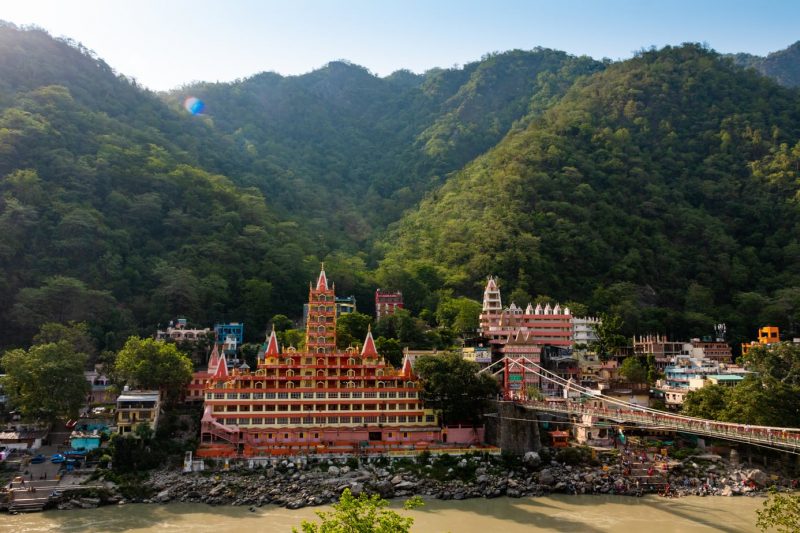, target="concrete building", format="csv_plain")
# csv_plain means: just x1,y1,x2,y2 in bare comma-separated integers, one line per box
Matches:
156,318,212,342
84,368,115,405
572,316,600,347
215,322,244,346
116,390,161,435
742,326,781,355
478,277,573,397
